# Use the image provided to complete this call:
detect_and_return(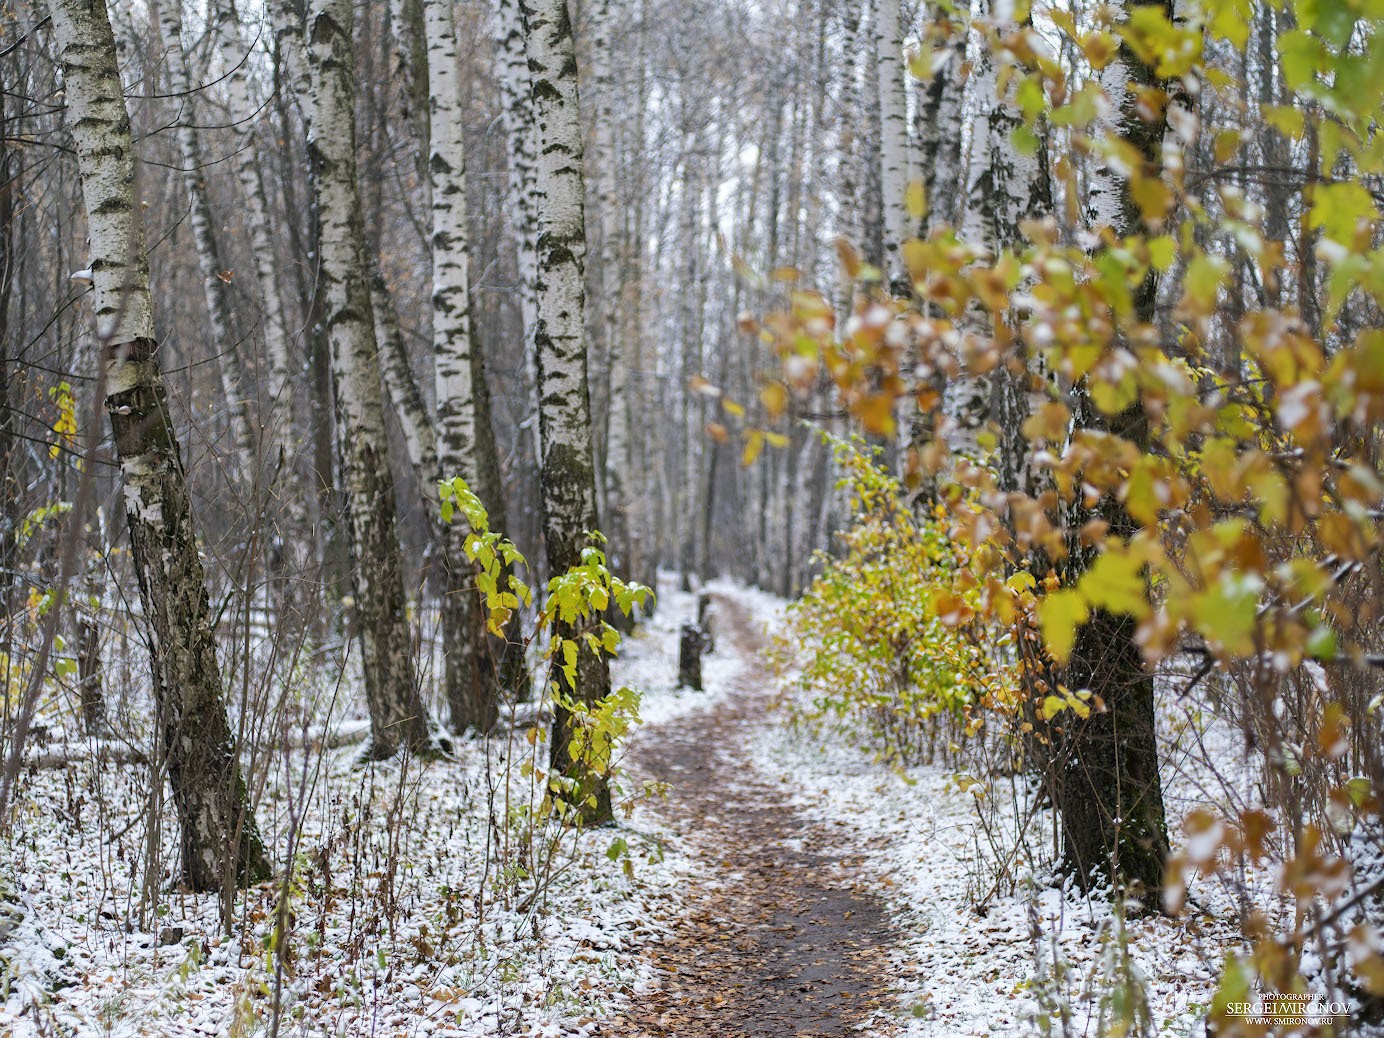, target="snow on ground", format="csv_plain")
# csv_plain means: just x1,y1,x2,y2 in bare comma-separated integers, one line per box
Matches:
2,574,1370,1036
739,585,1265,1037
0,575,711,1037
612,575,741,729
